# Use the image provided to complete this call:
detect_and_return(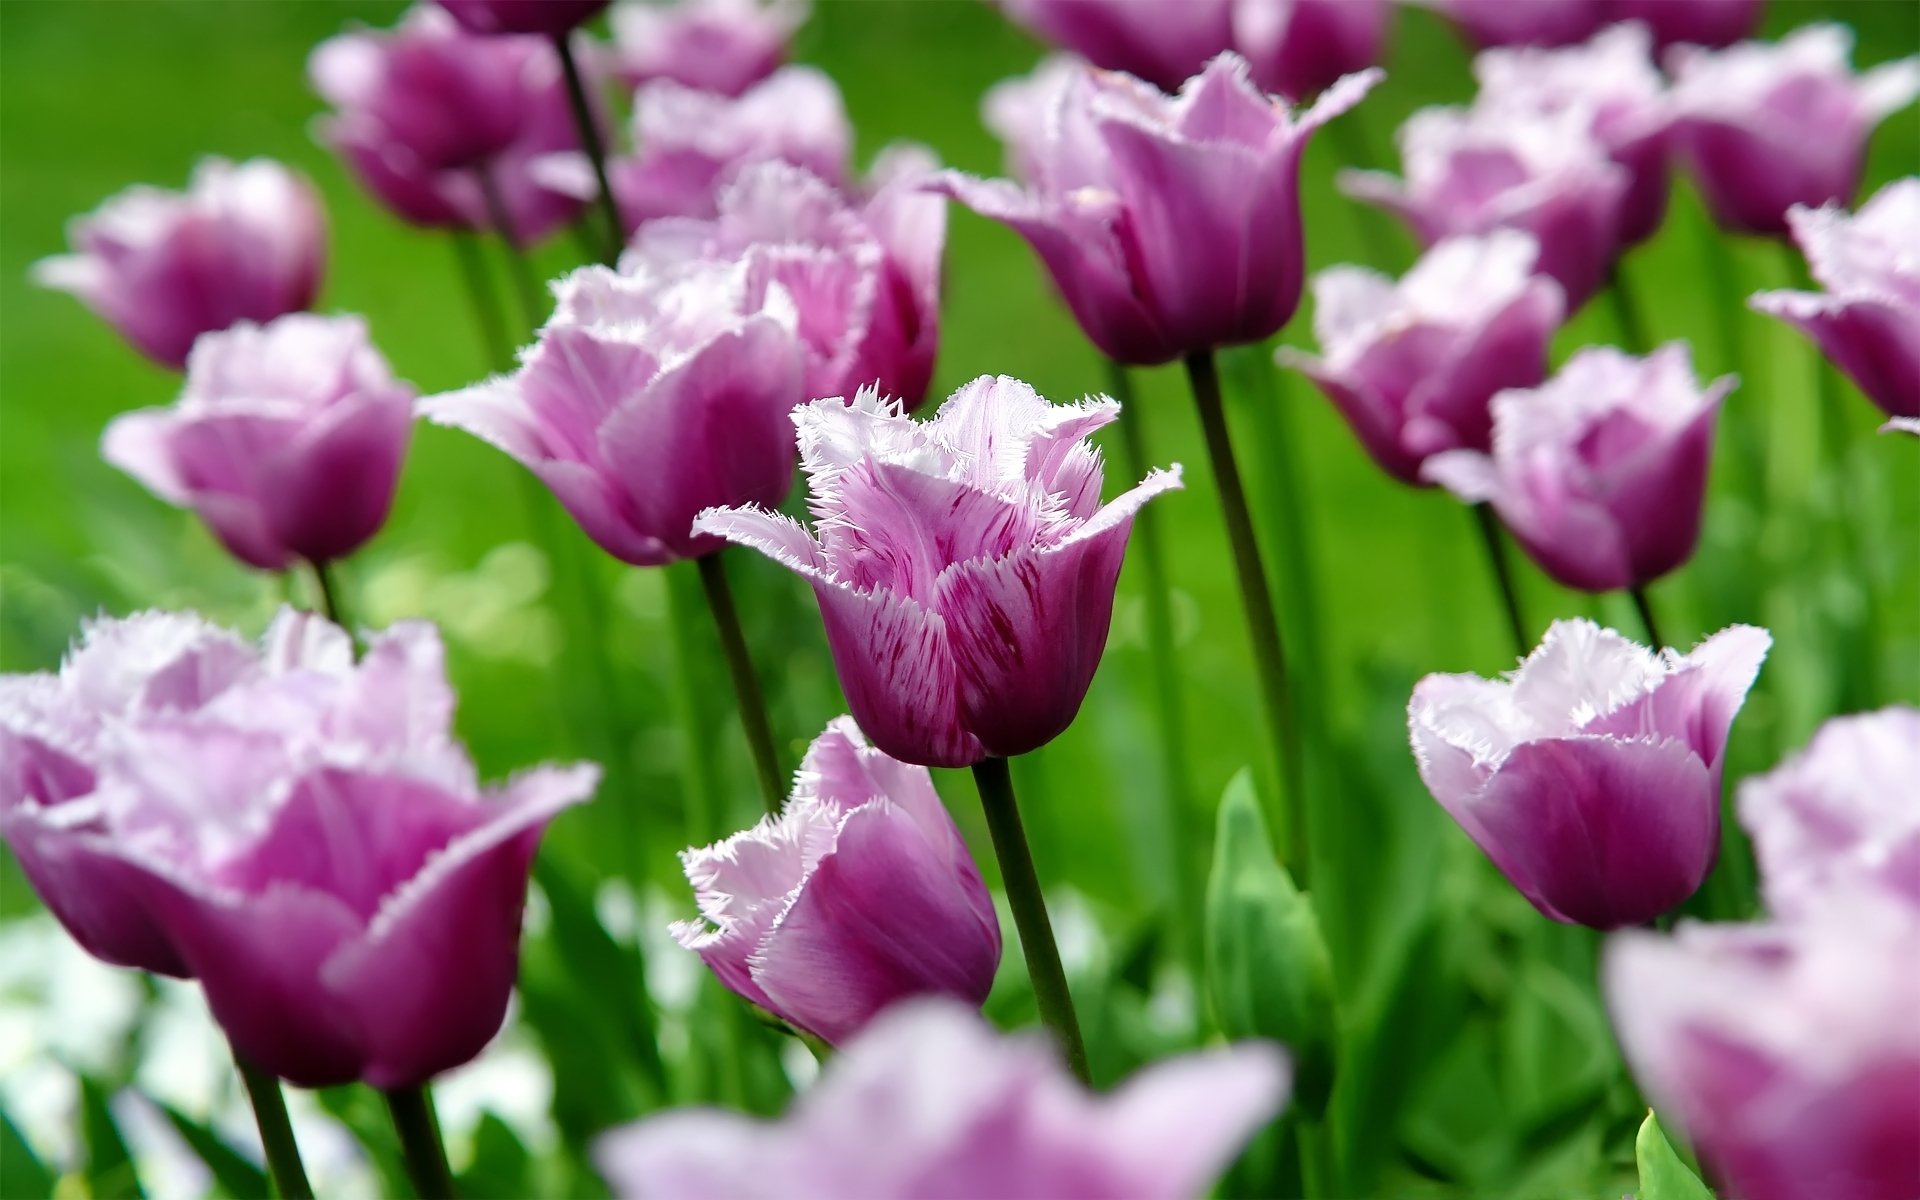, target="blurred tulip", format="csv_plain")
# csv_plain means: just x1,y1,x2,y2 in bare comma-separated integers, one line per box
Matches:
695,375,1181,766
420,260,804,566
674,717,1000,1044
1739,706,1920,918
1886,416,1920,436
625,153,944,410
1280,230,1564,485
1606,895,1920,1200
1343,103,1628,308
102,314,413,572
1751,179,1920,418
939,54,1378,366
1424,344,1731,591
607,0,804,95
33,158,324,370
1666,25,1920,237
434,0,608,37
1429,0,1606,49
595,997,1289,1199
1236,0,1392,100
1410,618,1771,928
1611,0,1762,49
993,0,1233,93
